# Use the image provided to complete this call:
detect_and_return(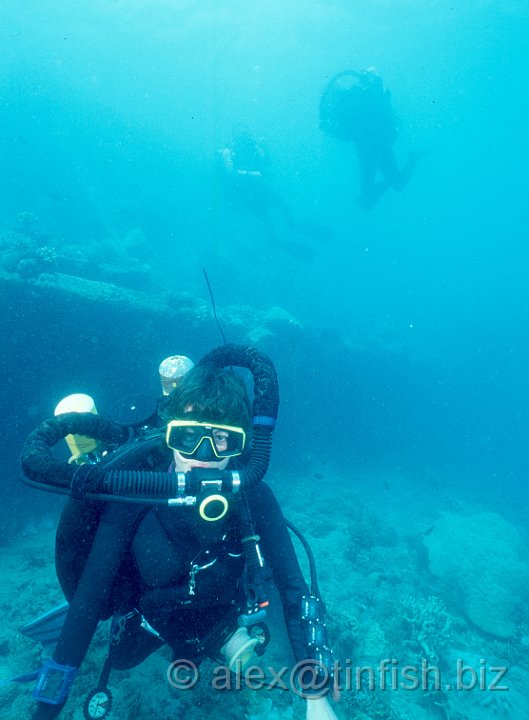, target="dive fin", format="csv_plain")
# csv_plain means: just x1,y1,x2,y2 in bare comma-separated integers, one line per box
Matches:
20,602,69,652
